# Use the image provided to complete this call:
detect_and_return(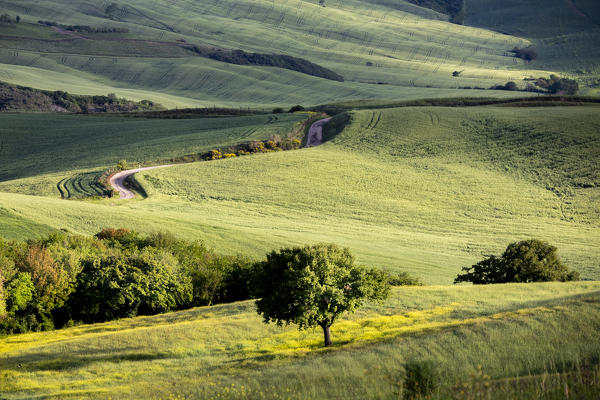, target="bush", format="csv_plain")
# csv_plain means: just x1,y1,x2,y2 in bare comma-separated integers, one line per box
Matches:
95,228,141,249
403,360,439,400
388,271,423,286
455,239,580,284
272,107,284,114
549,78,579,95
288,105,304,113
511,46,538,62
0,230,262,334
70,249,192,322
